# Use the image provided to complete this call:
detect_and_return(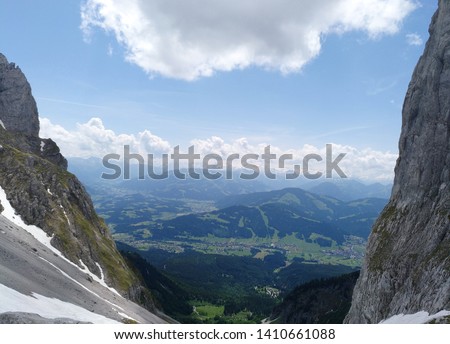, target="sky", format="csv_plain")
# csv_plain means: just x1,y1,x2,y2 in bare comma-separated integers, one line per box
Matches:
0,0,439,182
